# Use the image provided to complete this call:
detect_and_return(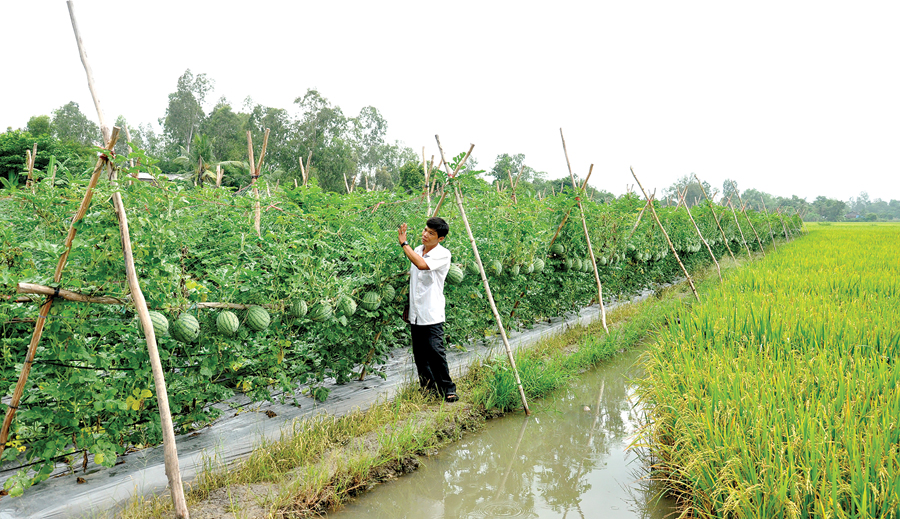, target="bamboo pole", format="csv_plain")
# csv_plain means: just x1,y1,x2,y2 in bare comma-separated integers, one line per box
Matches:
630,167,699,301
505,168,518,204
776,208,791,241
513,163,525,191
678,187,721,283
423,147,431,215
17,282,128,305
730,180,766,256
67,5,189,513
760,200,778,252
547,172,592,250
559,129,607,333
727,195,753,257
692,174,736,262
436,136,530,415
0,128,121,464
627,191,654,239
